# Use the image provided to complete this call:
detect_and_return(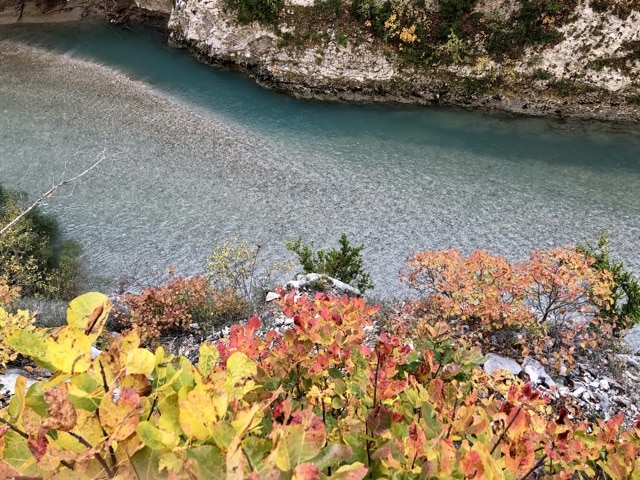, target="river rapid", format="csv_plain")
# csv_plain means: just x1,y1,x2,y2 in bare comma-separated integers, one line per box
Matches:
1,21,639,298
